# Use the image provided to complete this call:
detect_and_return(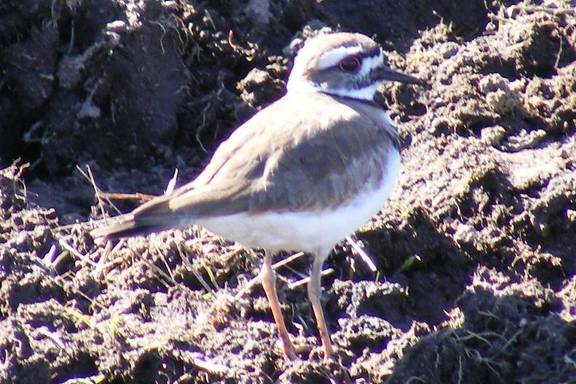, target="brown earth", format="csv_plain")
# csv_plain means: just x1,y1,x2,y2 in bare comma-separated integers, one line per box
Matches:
1,0,576,383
